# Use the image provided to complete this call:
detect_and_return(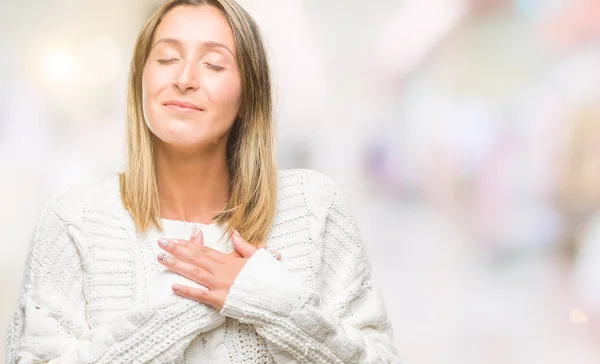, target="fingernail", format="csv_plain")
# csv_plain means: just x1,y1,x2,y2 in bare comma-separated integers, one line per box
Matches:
191,225,200,238
158,253,168,261
233,230,240,237
172,284,181,291
158,239,168,247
